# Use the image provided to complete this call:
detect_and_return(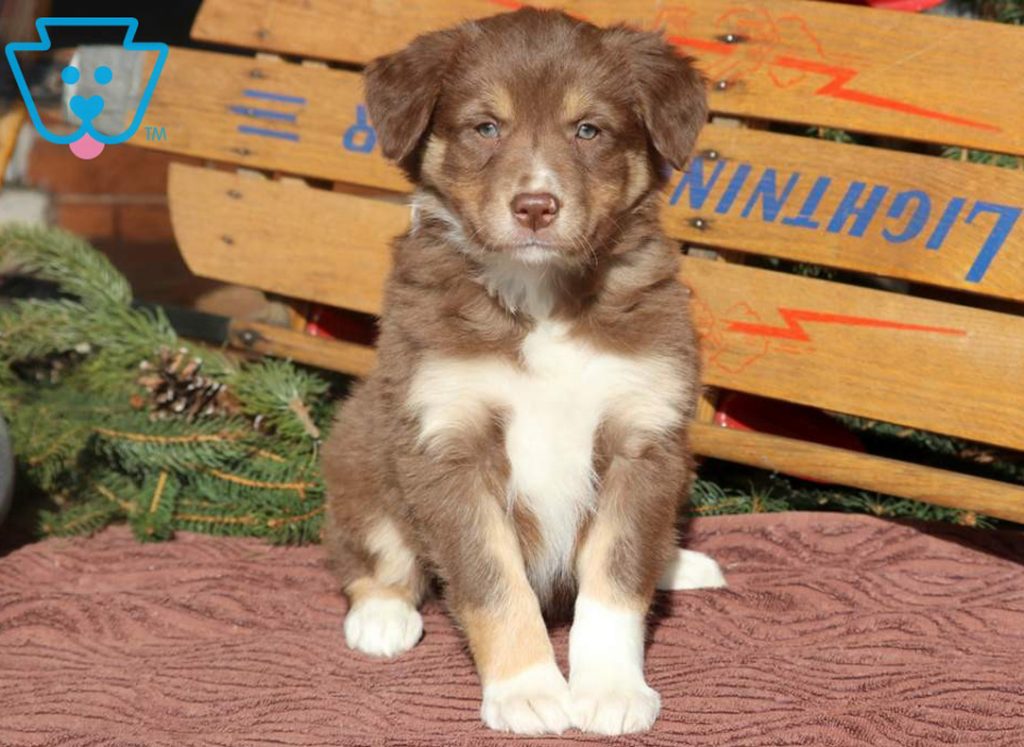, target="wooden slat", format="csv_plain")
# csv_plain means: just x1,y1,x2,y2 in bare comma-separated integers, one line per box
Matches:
0,104,26,190
689,424,1024,525
140,48,1024,302
686,256,1024,452
192,0,480,64
168,165,399,315
168,163,1024,451
669,128,1024,300
140,48,407,192
191,0,1024,155
228,319,376,377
